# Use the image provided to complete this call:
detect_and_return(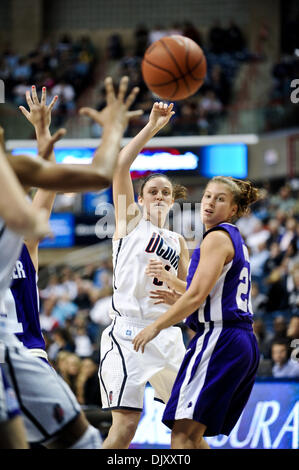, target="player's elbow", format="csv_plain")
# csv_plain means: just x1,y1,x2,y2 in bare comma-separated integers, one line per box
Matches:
4,208,33,234
187,289,205,312
92,170,111,190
